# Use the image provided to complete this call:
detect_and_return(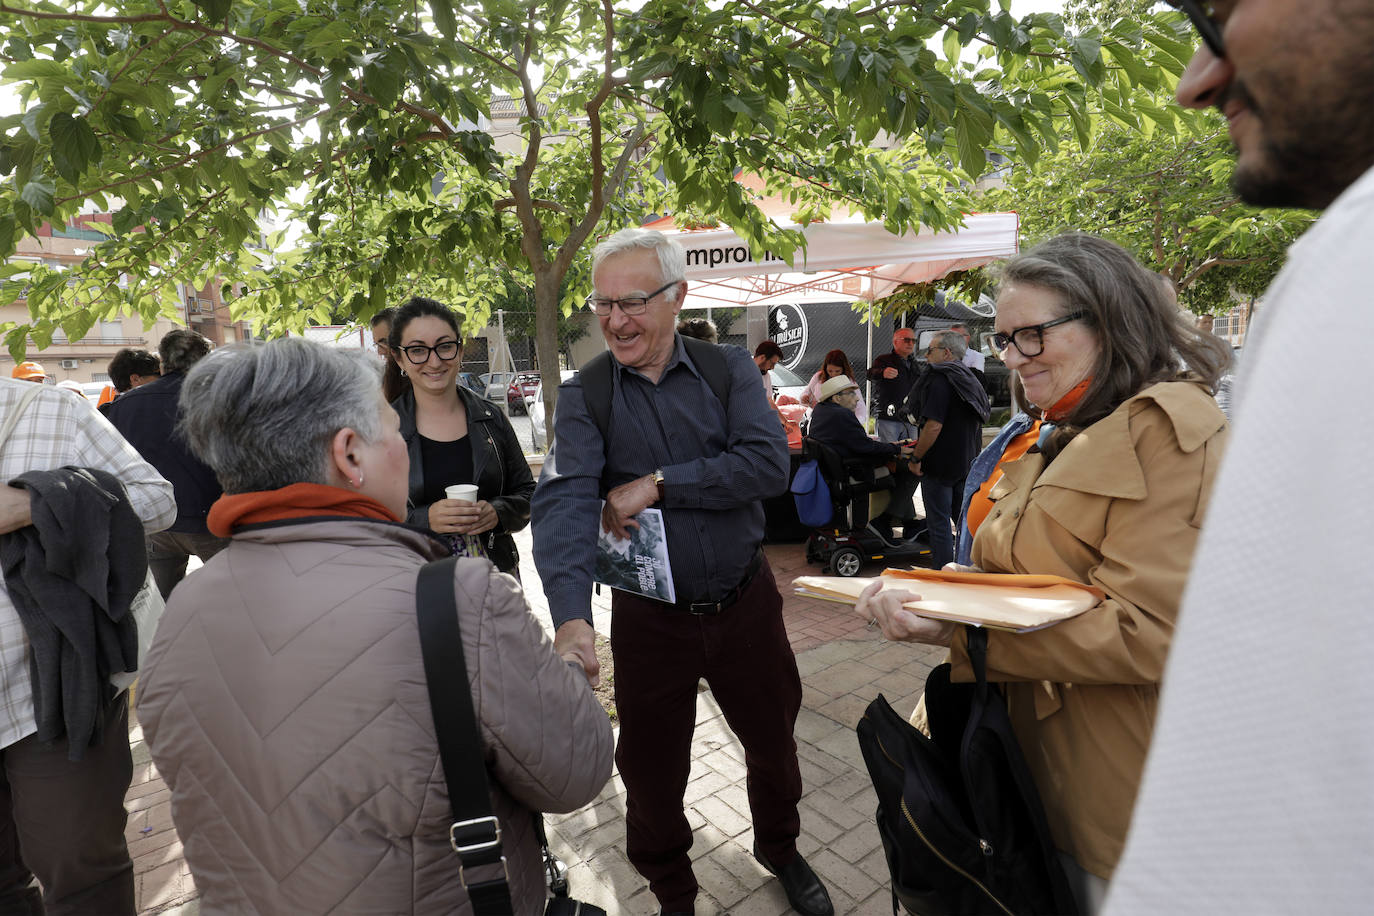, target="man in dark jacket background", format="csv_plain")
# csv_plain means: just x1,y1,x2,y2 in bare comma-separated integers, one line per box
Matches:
107,329,226,599
904,330,990,569
867,327,920,444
